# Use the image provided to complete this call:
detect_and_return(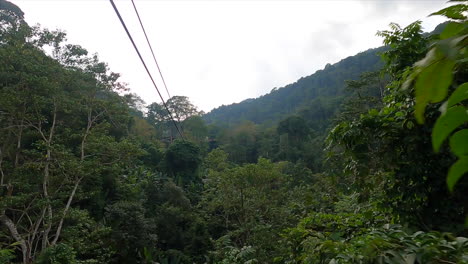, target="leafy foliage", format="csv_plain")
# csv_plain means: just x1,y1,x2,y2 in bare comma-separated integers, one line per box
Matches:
281,221,468,264
407,3,468,191
1,1,468,264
